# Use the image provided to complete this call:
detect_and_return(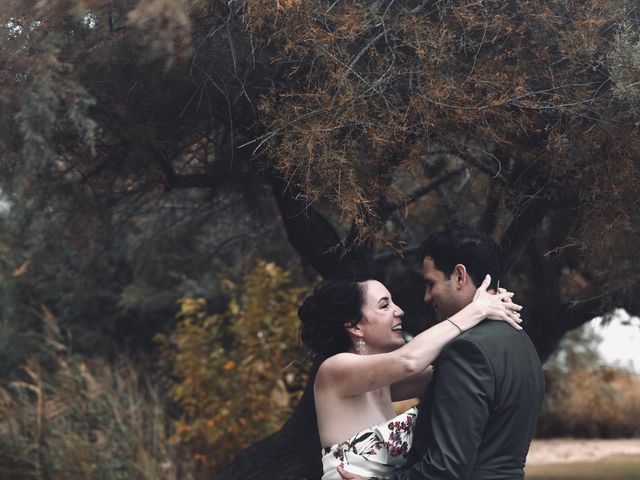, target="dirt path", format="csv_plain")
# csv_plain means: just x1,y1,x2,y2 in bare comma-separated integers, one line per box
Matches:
527,438,640,464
